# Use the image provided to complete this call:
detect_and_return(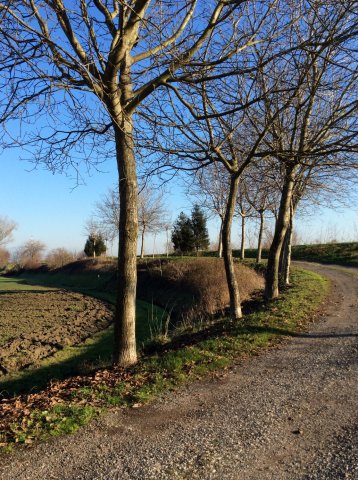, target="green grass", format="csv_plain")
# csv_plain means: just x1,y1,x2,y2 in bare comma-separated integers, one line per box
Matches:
0,267,330,449
19,270,117,302
0,277,57,293
291,242,358,267
202,242,358,266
